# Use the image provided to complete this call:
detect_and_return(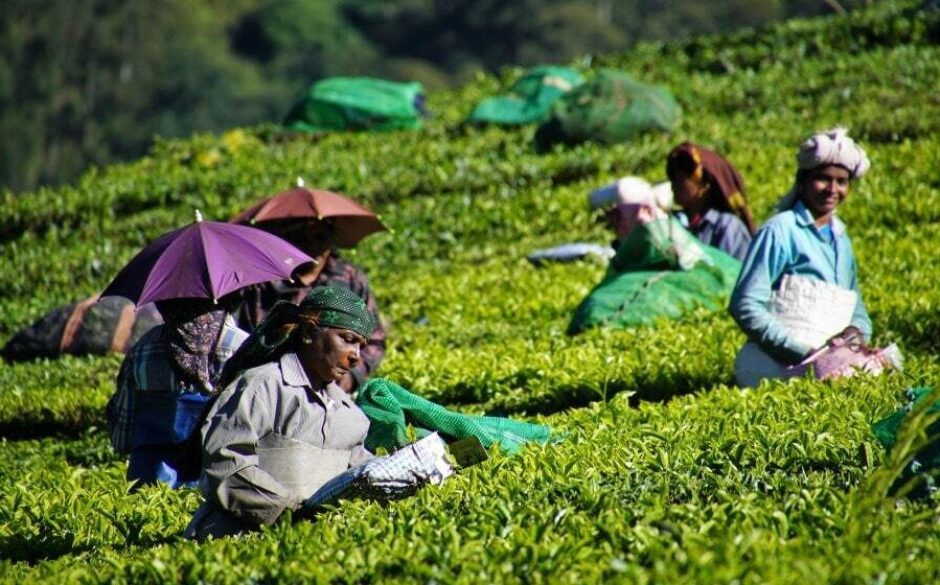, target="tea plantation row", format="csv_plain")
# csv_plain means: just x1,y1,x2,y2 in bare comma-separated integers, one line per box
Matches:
2,2,940,582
